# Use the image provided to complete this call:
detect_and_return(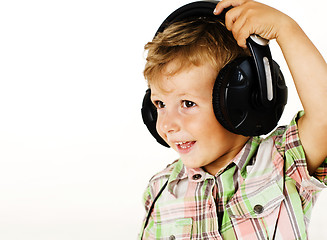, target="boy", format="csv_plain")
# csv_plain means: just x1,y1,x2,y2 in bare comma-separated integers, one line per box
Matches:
139,0,327,239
